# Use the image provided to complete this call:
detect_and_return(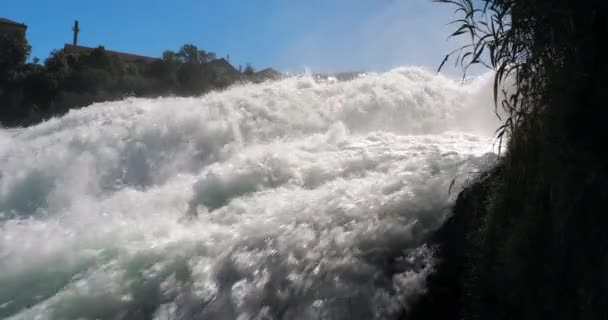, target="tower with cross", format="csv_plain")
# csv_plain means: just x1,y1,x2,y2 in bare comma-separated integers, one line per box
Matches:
72,20,79,45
